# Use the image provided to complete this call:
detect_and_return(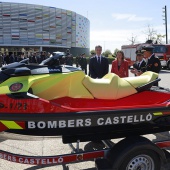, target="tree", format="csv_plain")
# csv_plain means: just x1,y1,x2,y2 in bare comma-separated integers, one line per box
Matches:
102,49,112,57
127,34,138,45
143,24,157,41
112,48,119,57
90,49,95,55
143,25,165,44
154,34,166,44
